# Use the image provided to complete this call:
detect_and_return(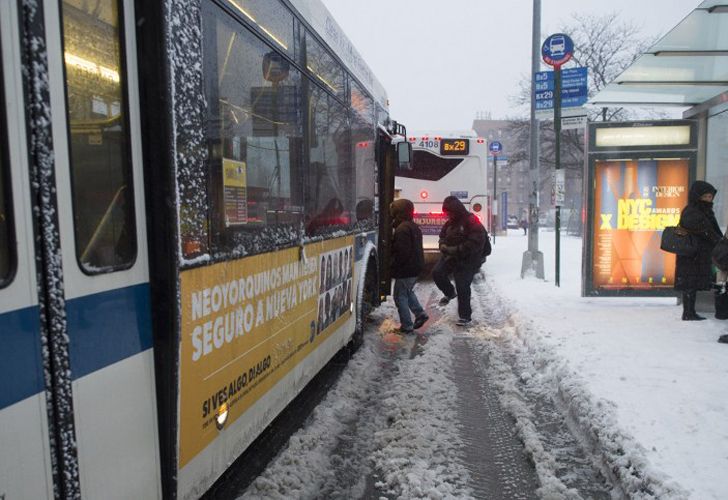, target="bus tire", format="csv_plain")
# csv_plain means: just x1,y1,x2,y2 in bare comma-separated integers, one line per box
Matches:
350,254,378,351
